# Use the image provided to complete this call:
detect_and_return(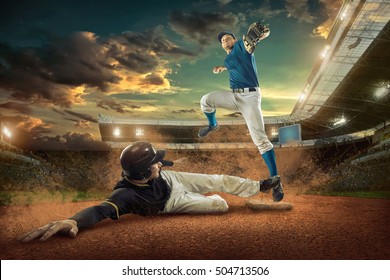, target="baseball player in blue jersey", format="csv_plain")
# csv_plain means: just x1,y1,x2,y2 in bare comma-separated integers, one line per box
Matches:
198,21,284,202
